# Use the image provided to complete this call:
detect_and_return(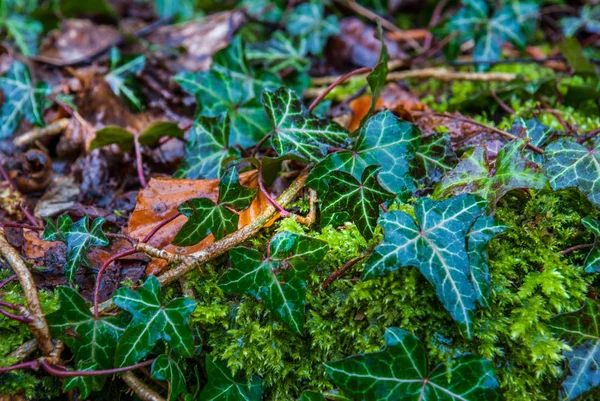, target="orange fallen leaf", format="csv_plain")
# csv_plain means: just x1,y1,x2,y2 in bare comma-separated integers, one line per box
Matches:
127,170,269,257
